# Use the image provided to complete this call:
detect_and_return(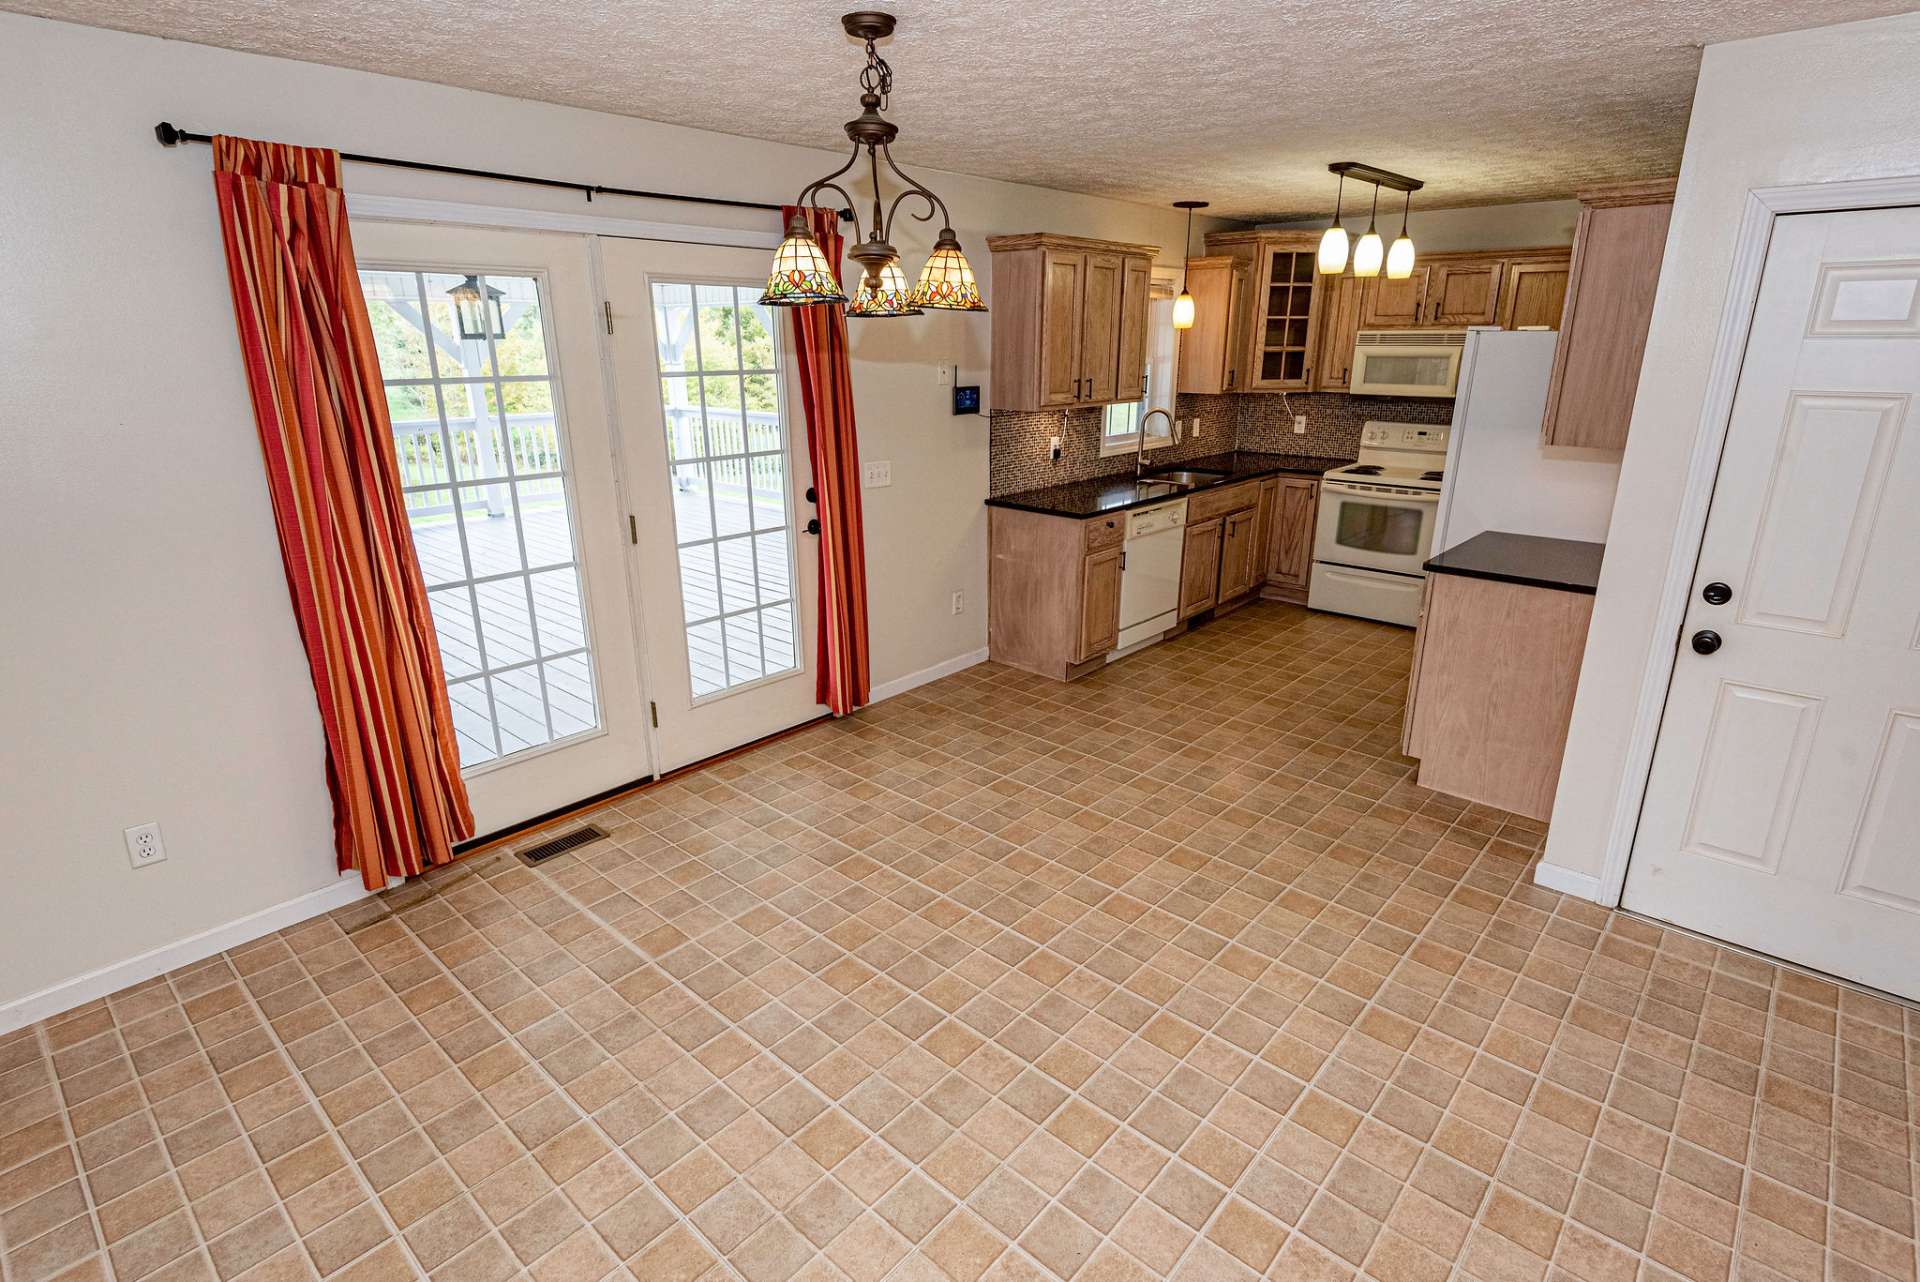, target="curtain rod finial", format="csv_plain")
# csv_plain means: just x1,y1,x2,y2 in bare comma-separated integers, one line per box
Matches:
155,121,183,146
